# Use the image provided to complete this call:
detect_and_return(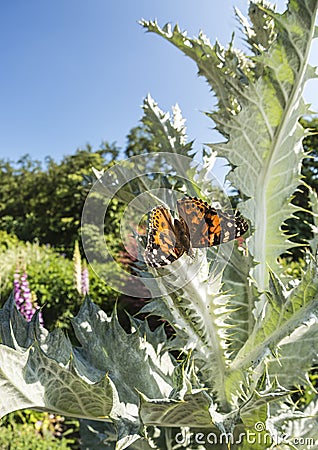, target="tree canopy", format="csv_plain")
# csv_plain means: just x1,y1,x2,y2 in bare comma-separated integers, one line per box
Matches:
0,143,119,256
